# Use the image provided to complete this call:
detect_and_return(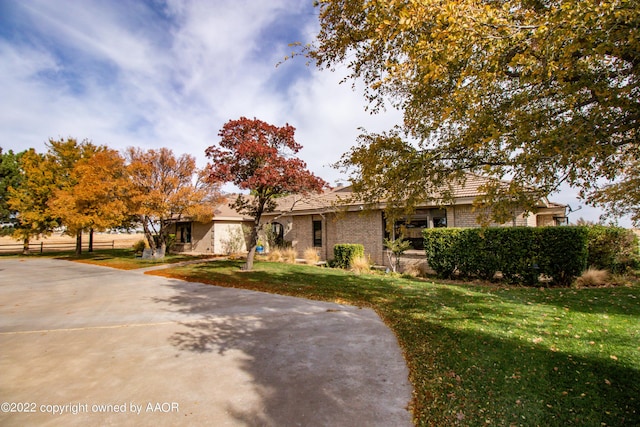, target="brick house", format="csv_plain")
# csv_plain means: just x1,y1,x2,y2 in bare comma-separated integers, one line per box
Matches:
172,174,567,267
